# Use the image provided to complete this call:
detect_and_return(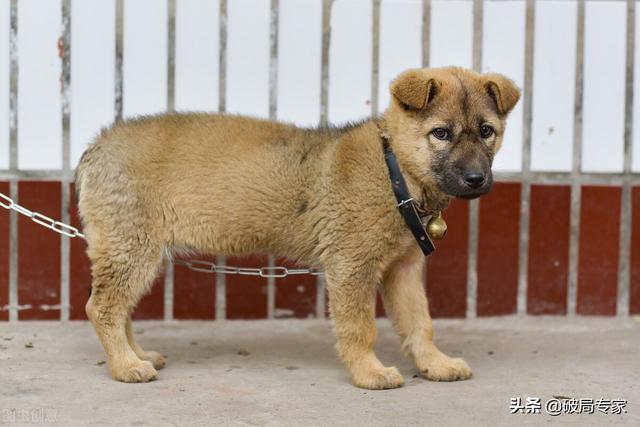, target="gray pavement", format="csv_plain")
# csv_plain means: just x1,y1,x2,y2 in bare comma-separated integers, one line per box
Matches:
0,317,638,426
